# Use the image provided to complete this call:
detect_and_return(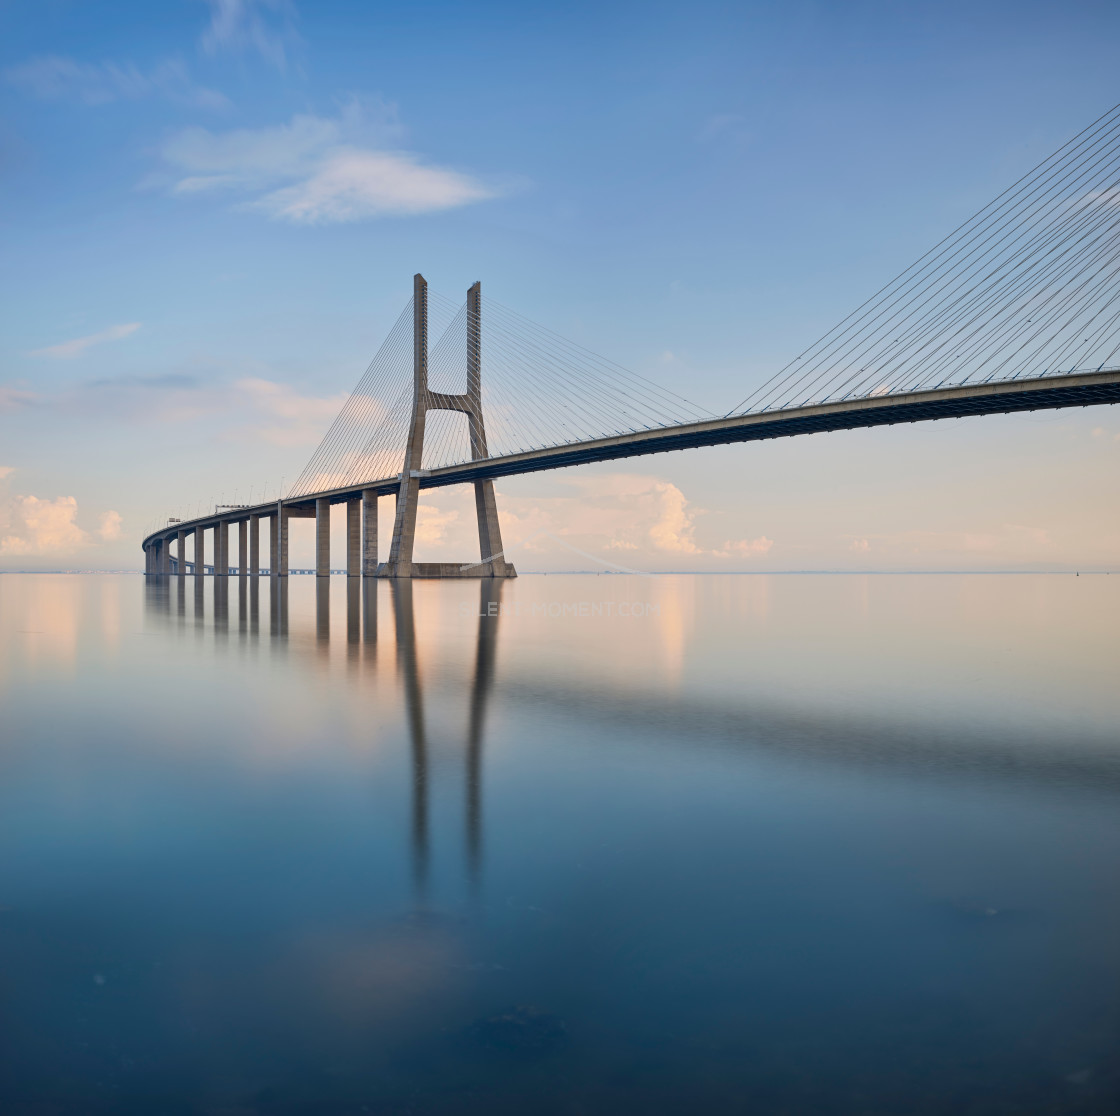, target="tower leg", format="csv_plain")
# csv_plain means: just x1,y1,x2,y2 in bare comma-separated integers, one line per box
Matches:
474,479,509,576
384,474,421,577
